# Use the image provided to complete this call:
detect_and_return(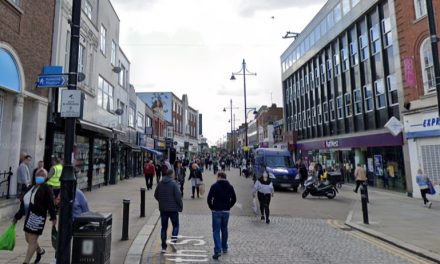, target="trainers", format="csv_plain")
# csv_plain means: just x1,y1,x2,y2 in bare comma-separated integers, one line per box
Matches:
266,219,270,224
428,202,432,208
212,253,221,260
222,249,228,254
161,247,167,253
